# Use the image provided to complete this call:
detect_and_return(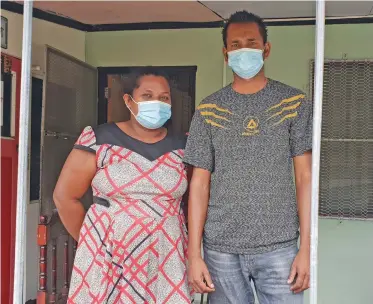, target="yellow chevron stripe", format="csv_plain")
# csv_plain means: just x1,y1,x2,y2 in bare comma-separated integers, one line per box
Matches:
273,112,298,126
267,102,301,120
200,111,230,121
267,94,305,112
205,119,226,129
197,104,233,115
